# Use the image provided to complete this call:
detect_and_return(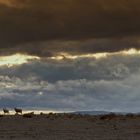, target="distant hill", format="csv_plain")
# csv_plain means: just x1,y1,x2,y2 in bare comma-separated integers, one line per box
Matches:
72,111,127,116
